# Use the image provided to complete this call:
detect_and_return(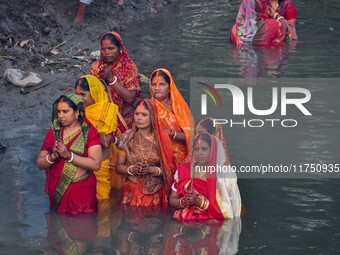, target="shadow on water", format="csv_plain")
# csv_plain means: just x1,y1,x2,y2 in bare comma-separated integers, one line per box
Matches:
1,0,340,254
